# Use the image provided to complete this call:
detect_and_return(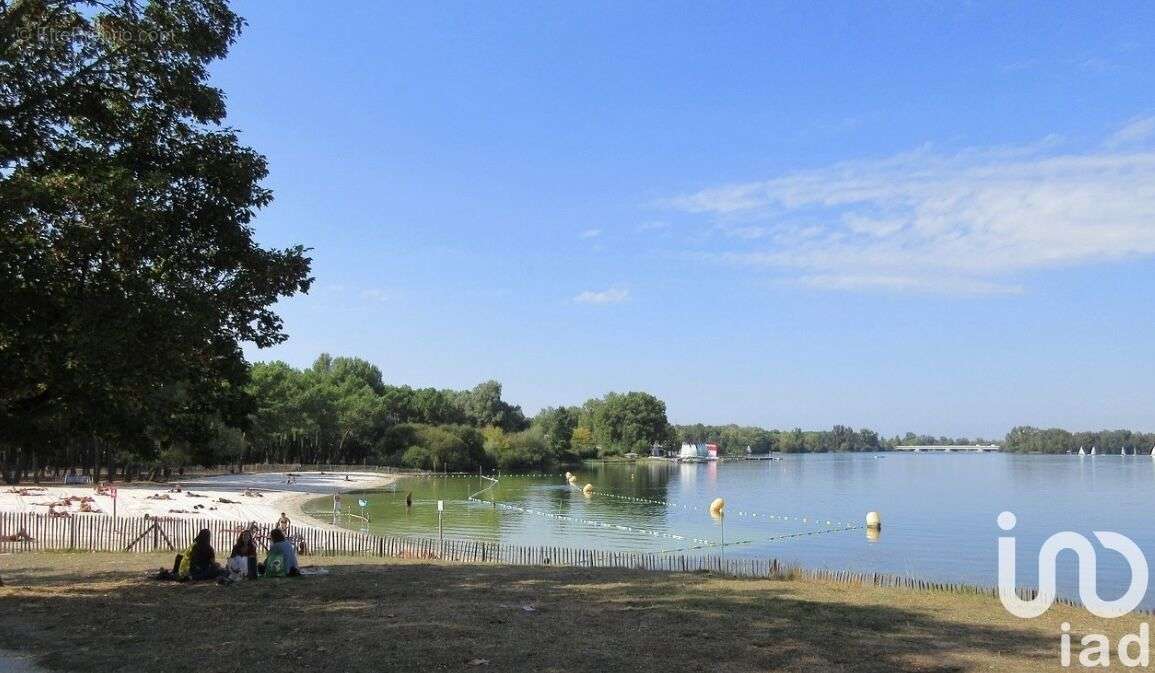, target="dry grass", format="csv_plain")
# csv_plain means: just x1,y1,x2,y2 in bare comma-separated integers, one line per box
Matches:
0,552,1145,672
